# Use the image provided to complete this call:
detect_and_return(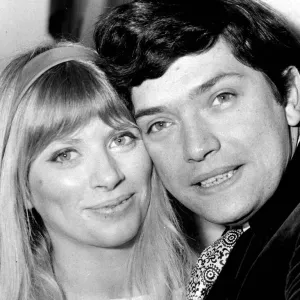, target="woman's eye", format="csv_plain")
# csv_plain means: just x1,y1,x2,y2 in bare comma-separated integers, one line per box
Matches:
52,149,78,163
148,121,171,134
212,92,235,106
110,133,137,148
